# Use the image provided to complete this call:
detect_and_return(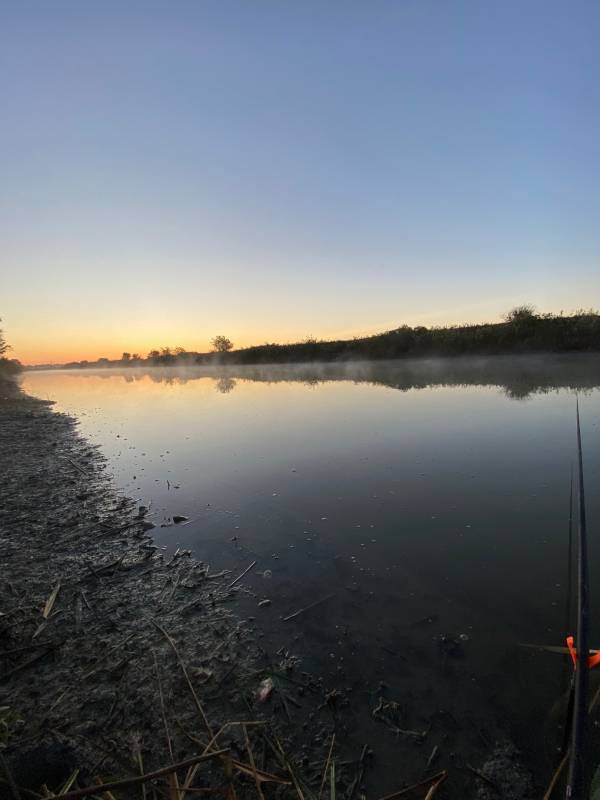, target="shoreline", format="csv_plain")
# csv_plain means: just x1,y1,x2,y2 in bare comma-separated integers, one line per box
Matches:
0,382,328,798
